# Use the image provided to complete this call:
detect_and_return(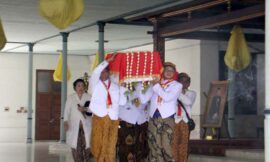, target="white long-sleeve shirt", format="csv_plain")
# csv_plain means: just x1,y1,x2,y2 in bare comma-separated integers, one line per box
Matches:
64,93,92,149
175,90,196,123
140,80,182,119
88,61,120,120
119,83,149,125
